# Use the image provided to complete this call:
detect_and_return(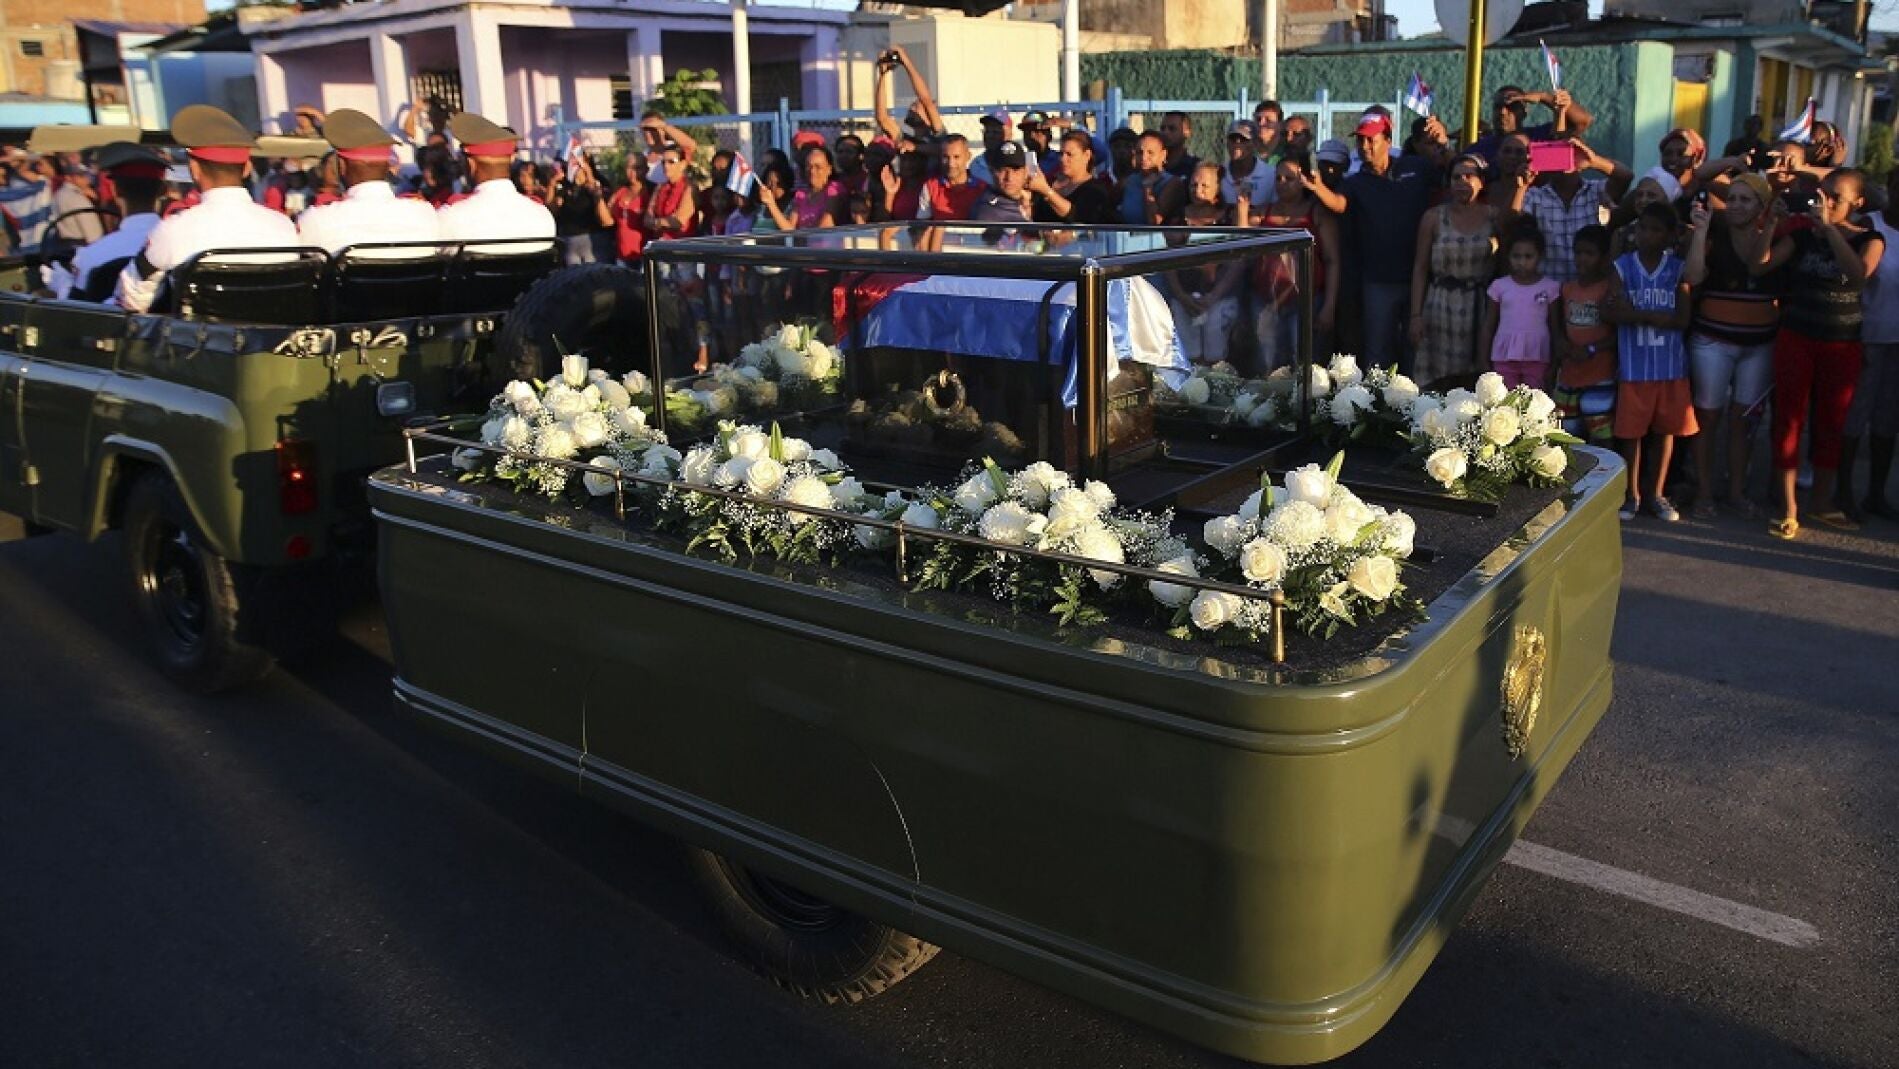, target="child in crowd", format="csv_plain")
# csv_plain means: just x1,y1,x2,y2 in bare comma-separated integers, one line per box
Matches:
1482,227,1564,389
1552,225,1620,443
1607,203,1698,521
